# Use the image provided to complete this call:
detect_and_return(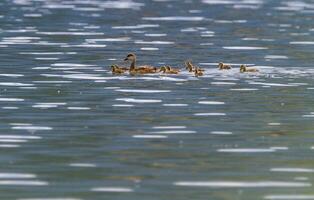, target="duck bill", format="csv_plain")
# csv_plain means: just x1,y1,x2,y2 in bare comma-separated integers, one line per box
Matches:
124,58,128,61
